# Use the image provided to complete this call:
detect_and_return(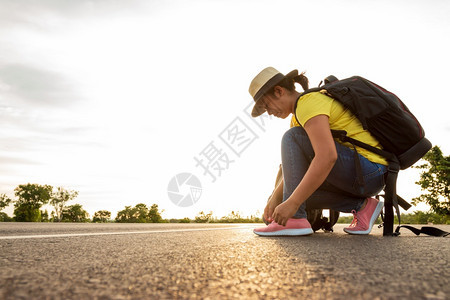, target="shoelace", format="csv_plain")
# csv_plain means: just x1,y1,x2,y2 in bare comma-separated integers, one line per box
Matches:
349,210,358,227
